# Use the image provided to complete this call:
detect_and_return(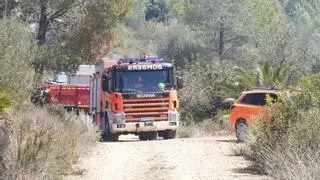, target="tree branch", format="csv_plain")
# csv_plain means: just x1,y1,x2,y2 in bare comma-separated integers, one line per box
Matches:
49,1,80,21
224,36,249,44
29,6,40,19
